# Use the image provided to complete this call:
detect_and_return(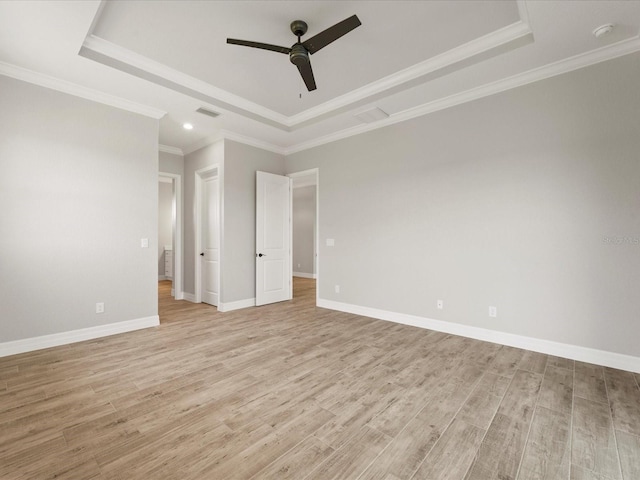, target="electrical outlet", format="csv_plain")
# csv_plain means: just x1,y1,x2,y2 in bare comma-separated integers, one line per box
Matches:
96,302,105,314
489,306,497,318
437,300,443,310
297,263,301,269
335,285,340,294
